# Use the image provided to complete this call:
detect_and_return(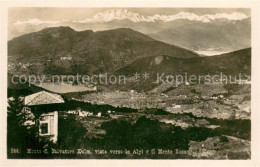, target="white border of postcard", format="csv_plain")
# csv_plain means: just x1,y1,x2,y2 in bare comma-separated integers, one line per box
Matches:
0,0,260,166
